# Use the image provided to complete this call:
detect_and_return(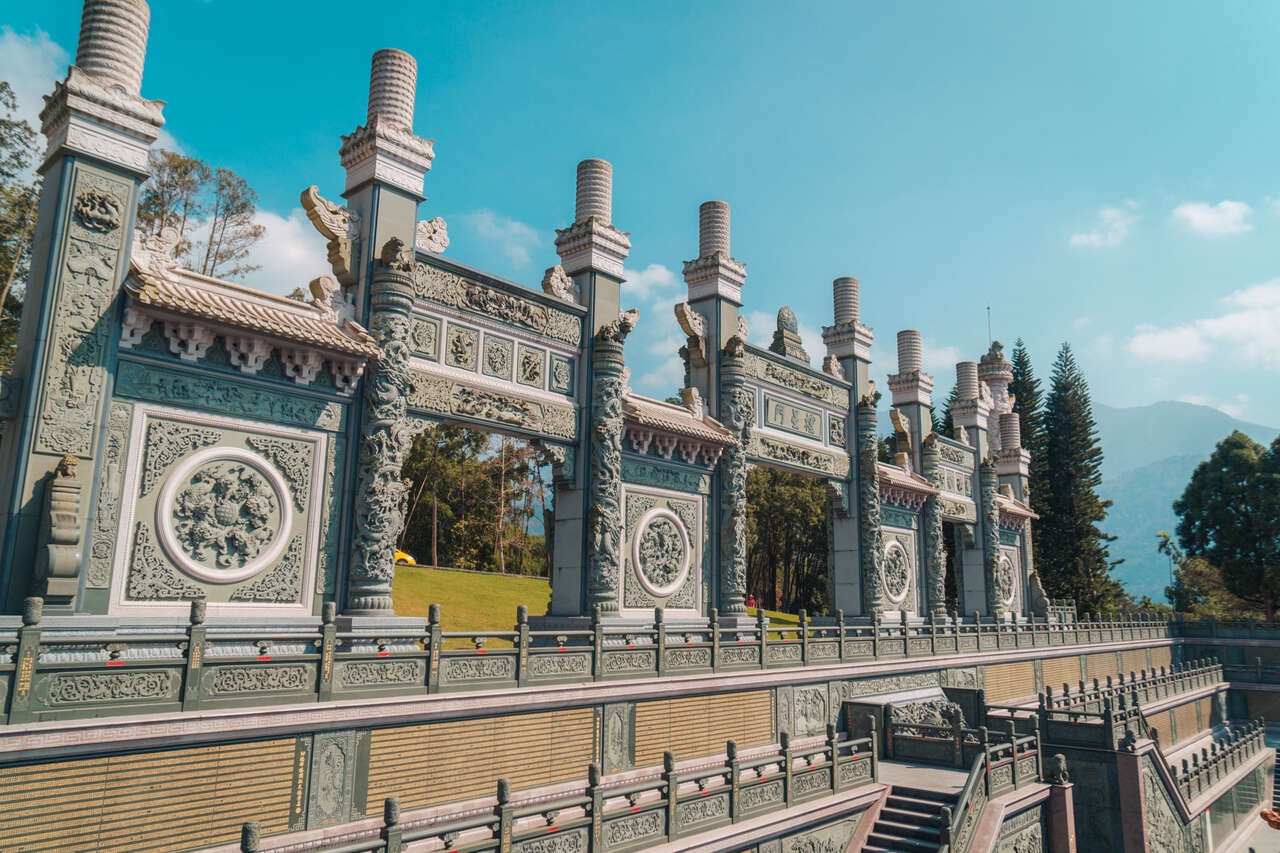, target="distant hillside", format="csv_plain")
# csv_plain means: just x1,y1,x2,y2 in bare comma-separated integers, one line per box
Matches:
1094,401,1277,480
1095,402,1277,600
